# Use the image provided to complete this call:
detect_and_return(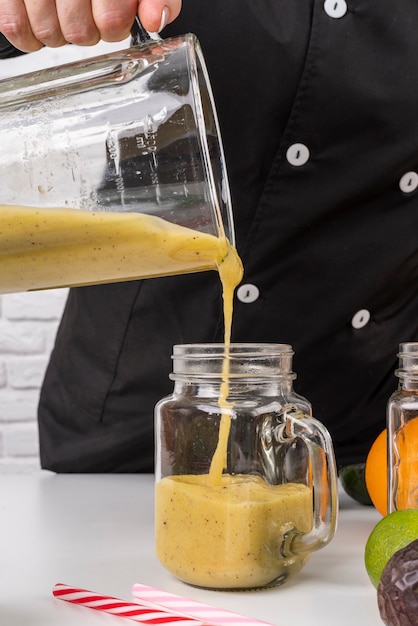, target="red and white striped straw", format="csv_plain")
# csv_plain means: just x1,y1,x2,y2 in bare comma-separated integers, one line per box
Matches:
131,584,273,626
52,583,210,625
